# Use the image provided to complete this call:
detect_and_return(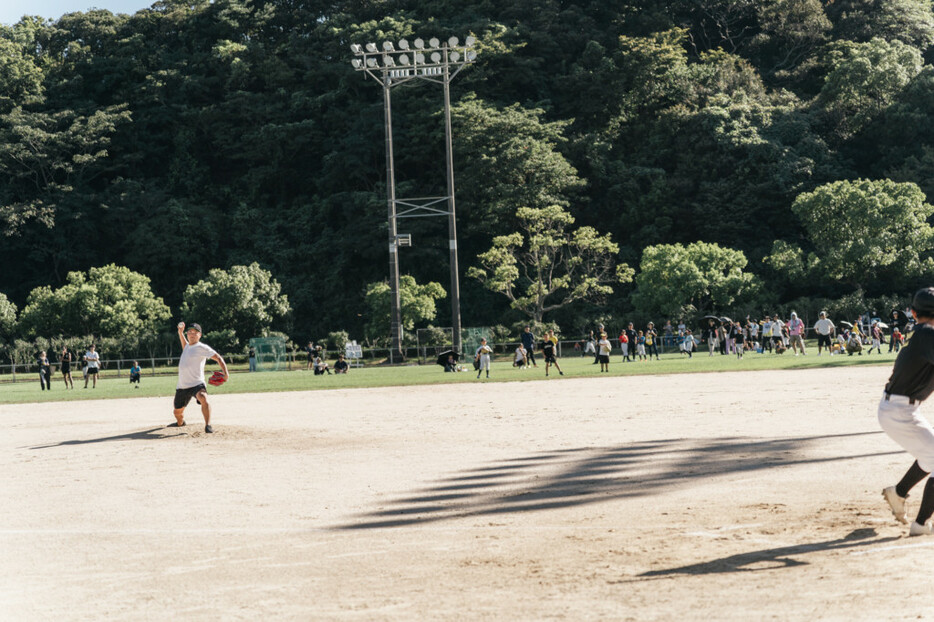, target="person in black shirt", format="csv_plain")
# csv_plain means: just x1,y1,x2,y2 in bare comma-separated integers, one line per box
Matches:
541,330,564,377
59,346,74,389
879,287,934,536
520,326,537,368
37,351,52,390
